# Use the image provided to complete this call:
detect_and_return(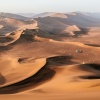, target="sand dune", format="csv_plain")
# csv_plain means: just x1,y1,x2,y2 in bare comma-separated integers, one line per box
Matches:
35,12,100,28
35,17,82,35
33,12,57,18
35,12,100,35
50,13,67,18
0,57,46,88
0,12,100,100
0,36,100,99
0,17,37,34
0,12,28,20
0,30,23,46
